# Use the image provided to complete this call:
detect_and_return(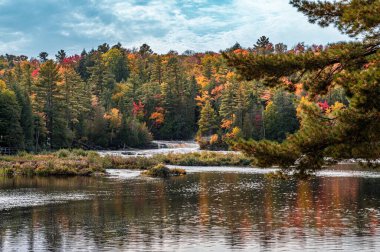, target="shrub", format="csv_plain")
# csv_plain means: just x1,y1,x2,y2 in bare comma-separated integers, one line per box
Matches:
71,149,88,157
56,149,70,158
